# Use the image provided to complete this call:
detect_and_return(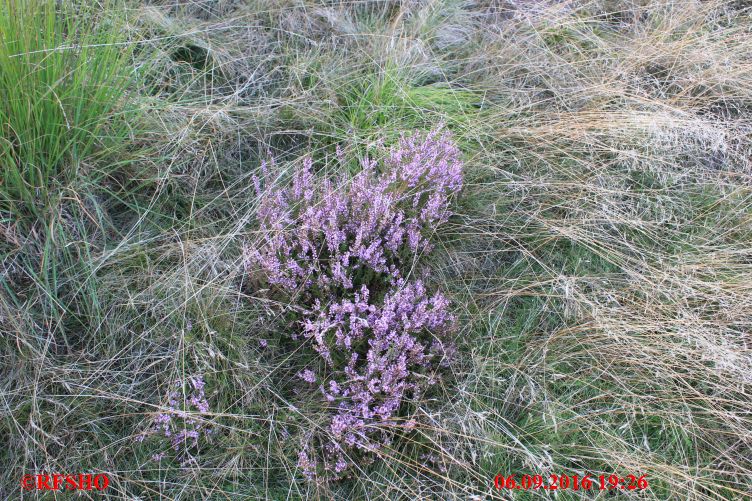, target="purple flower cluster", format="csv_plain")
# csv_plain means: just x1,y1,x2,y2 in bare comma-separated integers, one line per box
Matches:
246,127,462,478
309,280,455,471
245,126,462,294
138,375,212,465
